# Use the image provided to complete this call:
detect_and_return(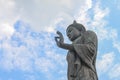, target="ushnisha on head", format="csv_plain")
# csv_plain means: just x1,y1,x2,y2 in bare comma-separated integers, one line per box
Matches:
66,20,86,41
67,20,86,33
